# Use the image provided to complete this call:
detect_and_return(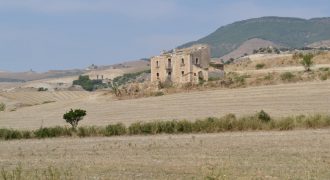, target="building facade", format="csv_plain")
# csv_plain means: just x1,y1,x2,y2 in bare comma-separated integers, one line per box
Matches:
151,45,211,84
